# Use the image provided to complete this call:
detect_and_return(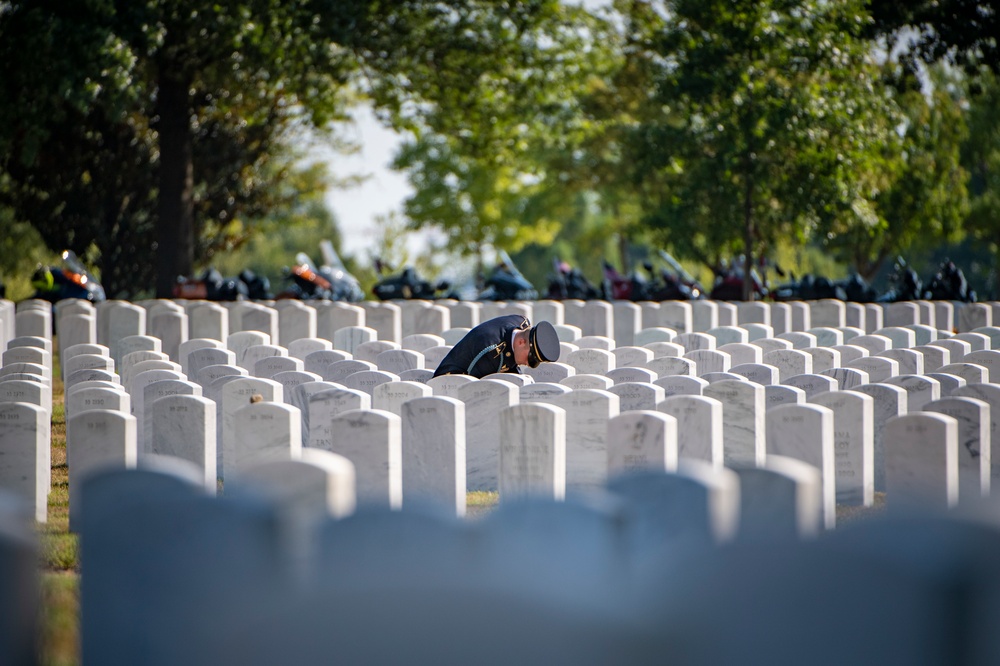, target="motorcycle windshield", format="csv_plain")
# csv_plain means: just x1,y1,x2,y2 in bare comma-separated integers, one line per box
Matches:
60,250,104,299
295,252,318,272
